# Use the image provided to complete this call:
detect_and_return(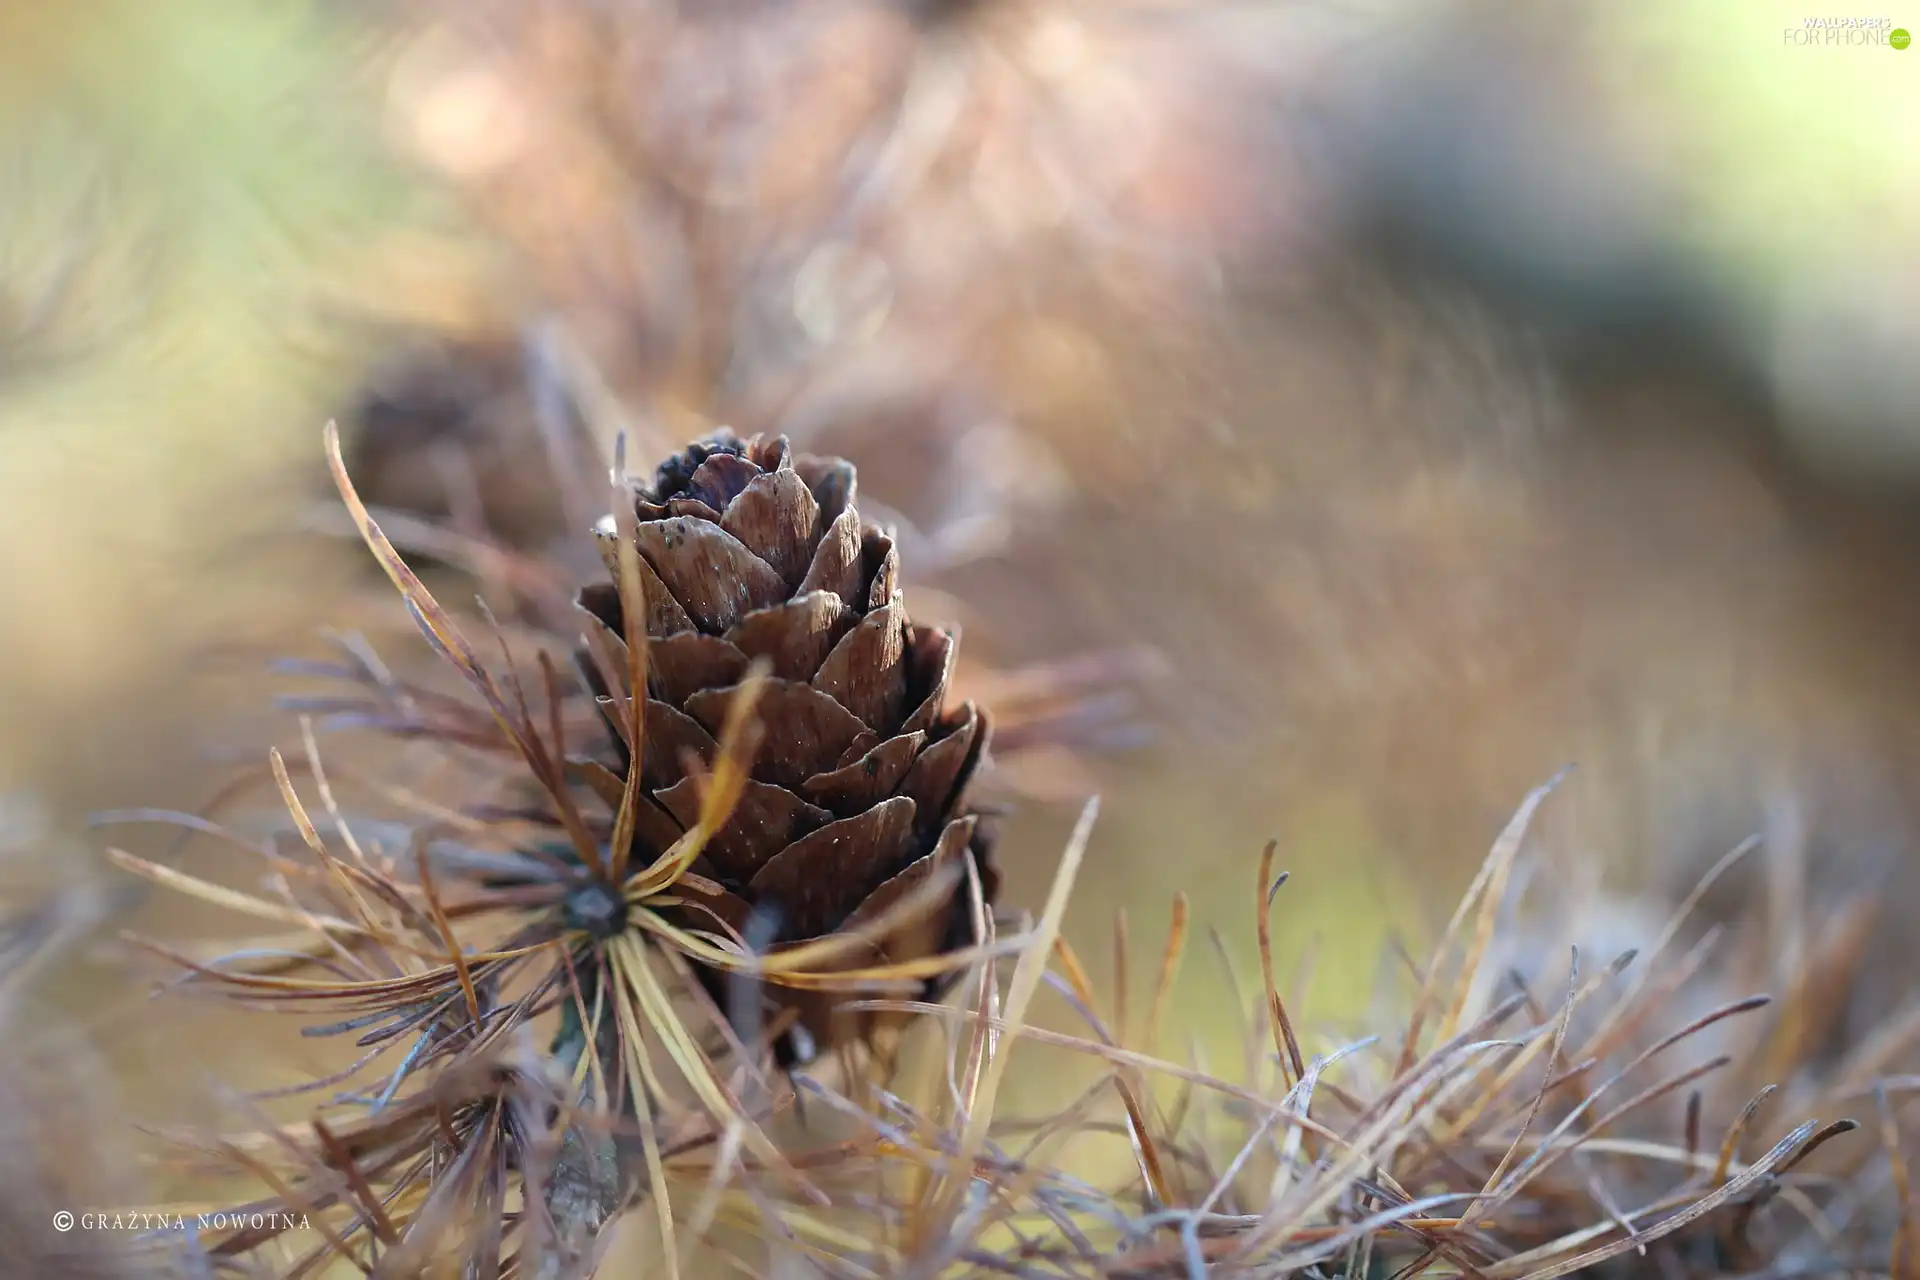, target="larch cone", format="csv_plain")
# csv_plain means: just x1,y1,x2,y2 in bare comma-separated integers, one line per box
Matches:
577,430,1002,1061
